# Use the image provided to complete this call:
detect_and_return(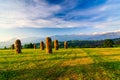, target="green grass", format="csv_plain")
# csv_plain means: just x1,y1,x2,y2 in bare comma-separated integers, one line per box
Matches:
0,48,120,80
